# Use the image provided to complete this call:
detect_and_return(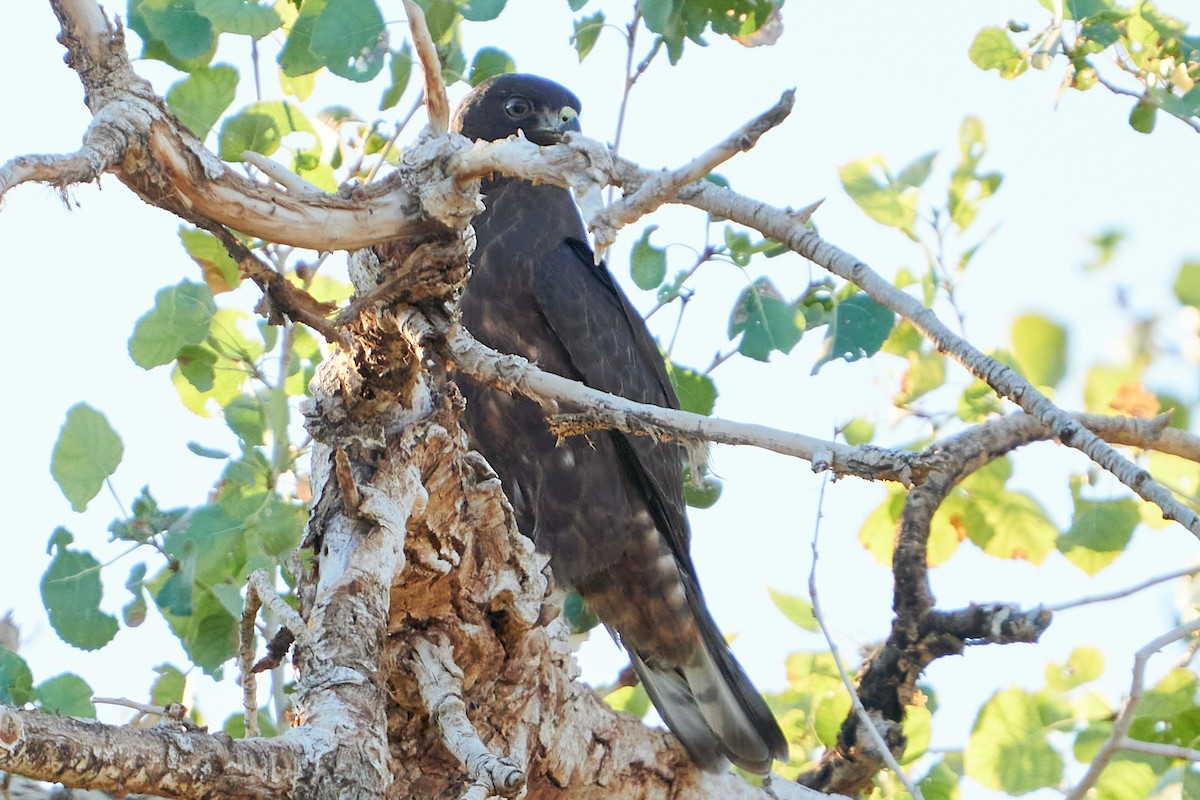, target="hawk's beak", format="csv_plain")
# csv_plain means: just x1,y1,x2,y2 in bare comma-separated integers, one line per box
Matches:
526,106,580,145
